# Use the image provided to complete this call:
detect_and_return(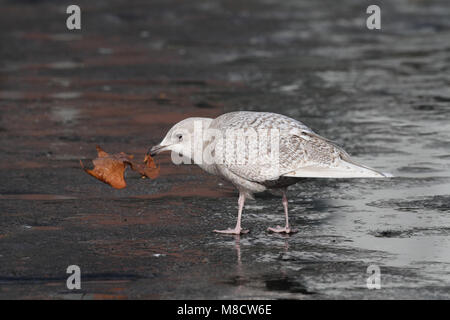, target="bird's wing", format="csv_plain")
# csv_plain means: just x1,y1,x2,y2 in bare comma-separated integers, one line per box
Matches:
208,111,314,182
209,111,389,180
280,132,389,178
